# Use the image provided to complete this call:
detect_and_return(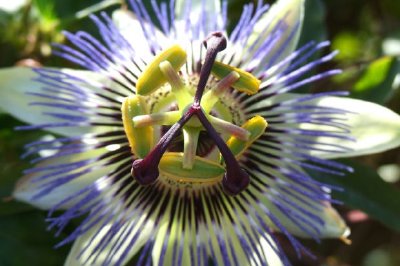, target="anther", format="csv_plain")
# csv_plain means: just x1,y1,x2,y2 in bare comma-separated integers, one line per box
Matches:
159,60,192,110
